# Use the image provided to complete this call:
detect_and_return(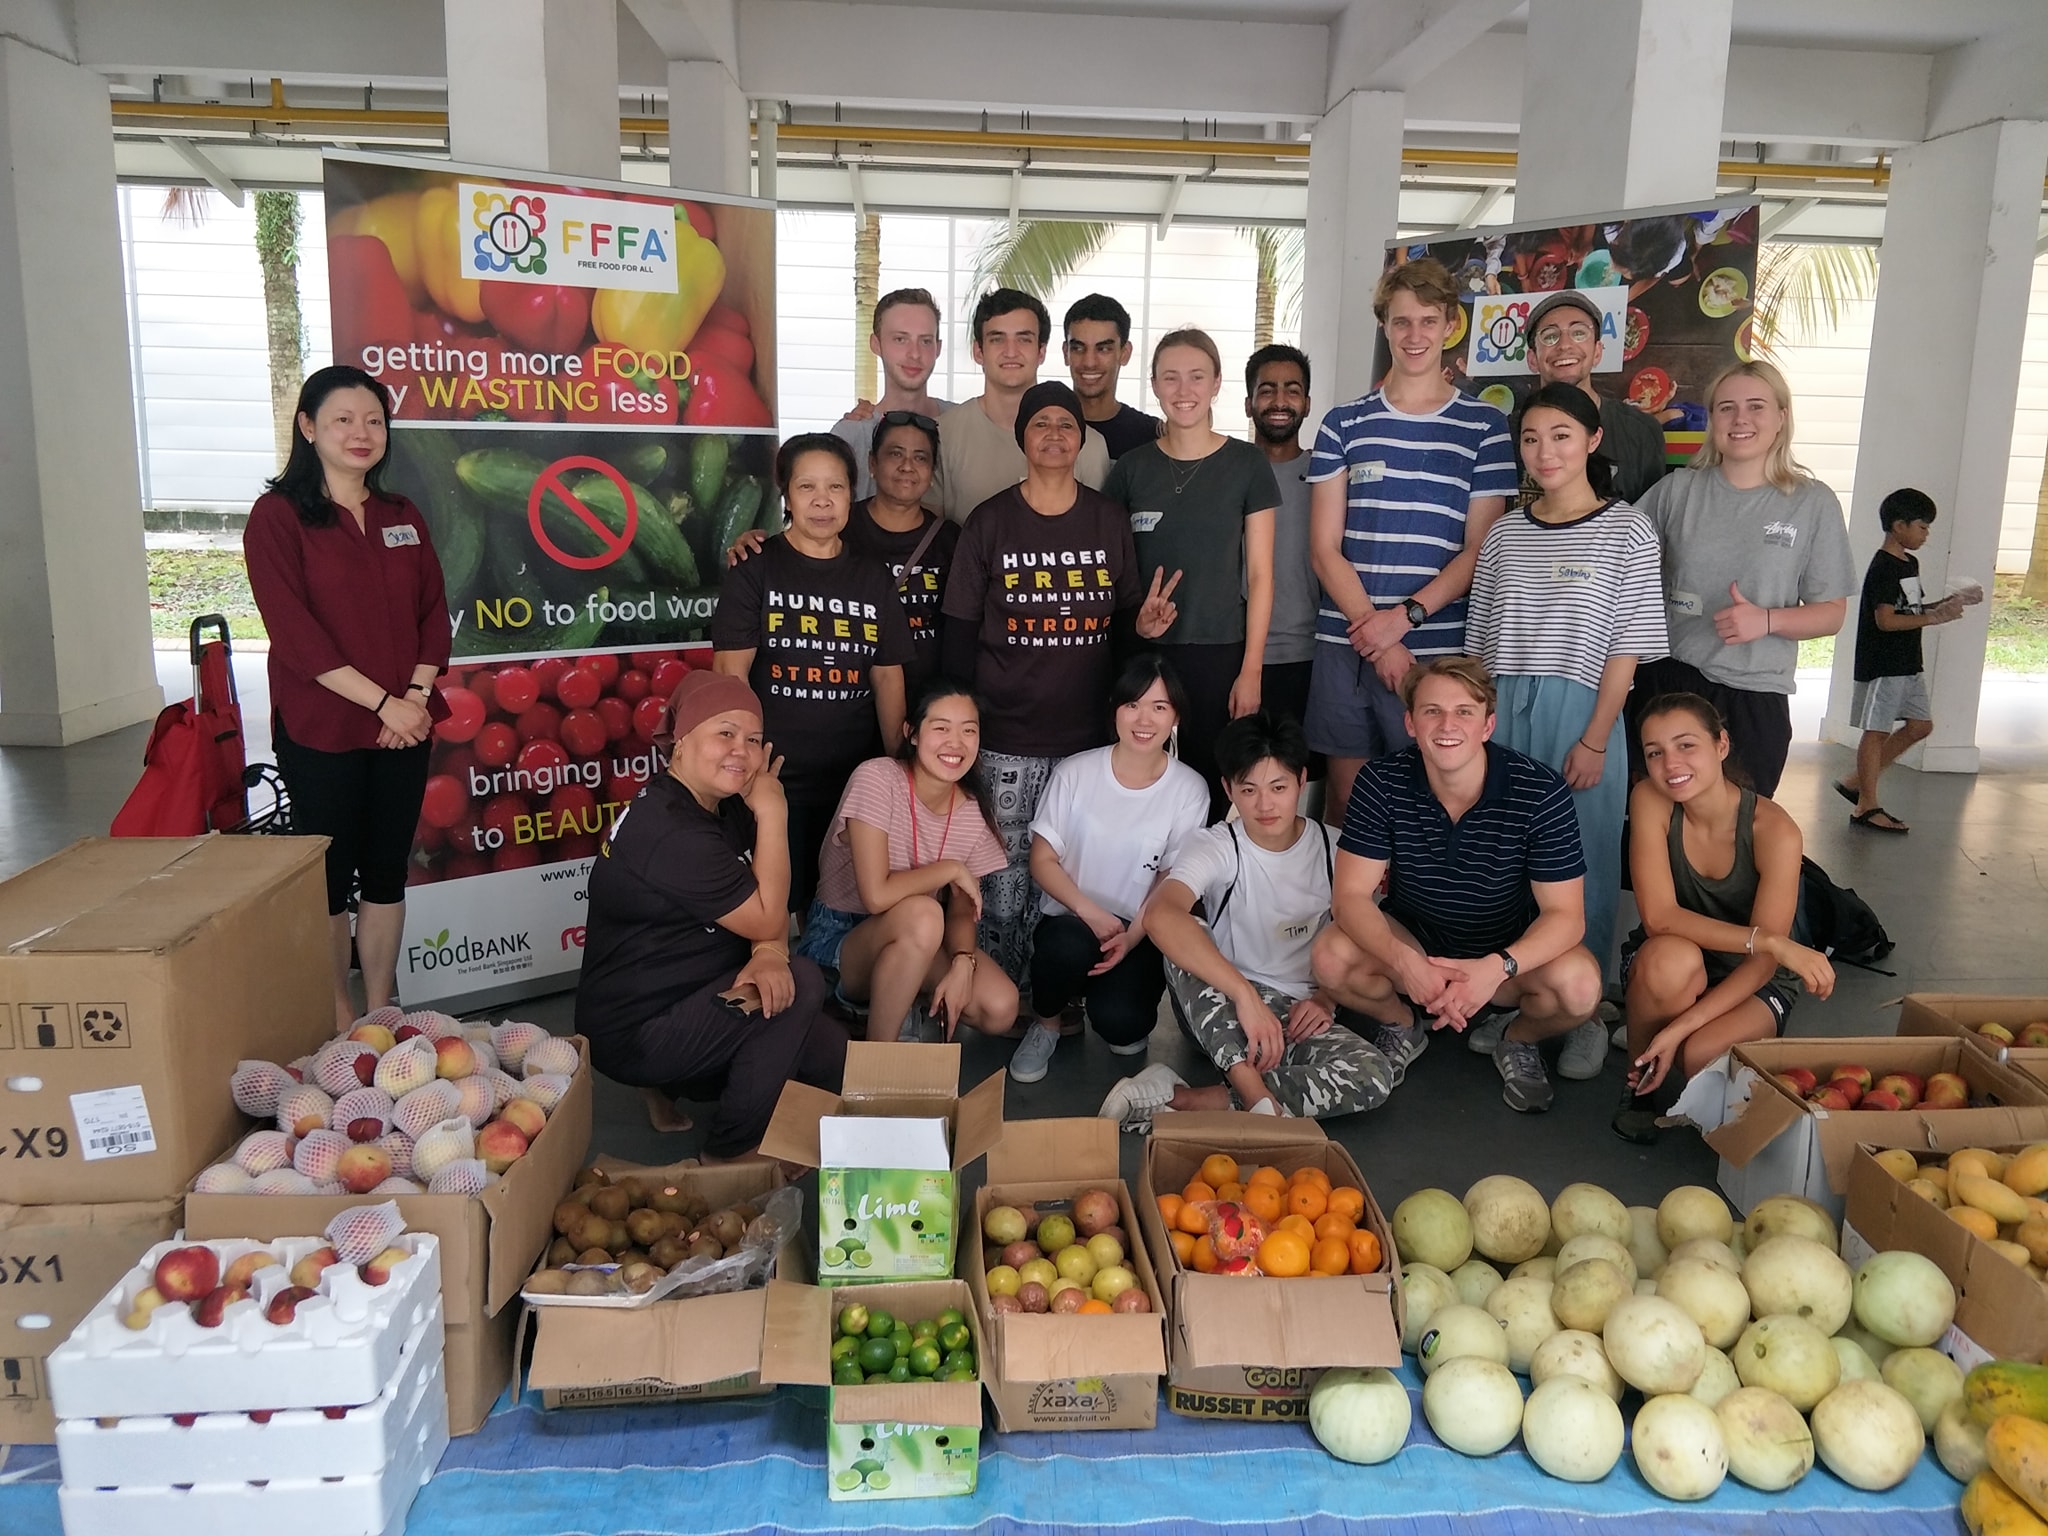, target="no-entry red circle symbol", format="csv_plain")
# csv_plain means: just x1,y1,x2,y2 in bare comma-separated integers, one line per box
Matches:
529,456,636,571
